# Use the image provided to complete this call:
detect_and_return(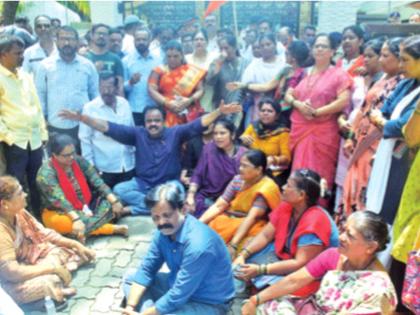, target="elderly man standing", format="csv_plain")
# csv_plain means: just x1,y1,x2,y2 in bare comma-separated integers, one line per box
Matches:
122,184,234,315
123,28,160,126
22,15,57,76
60,101,241,215
79,73,135,189
0,35,48,216
35,26,98,149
